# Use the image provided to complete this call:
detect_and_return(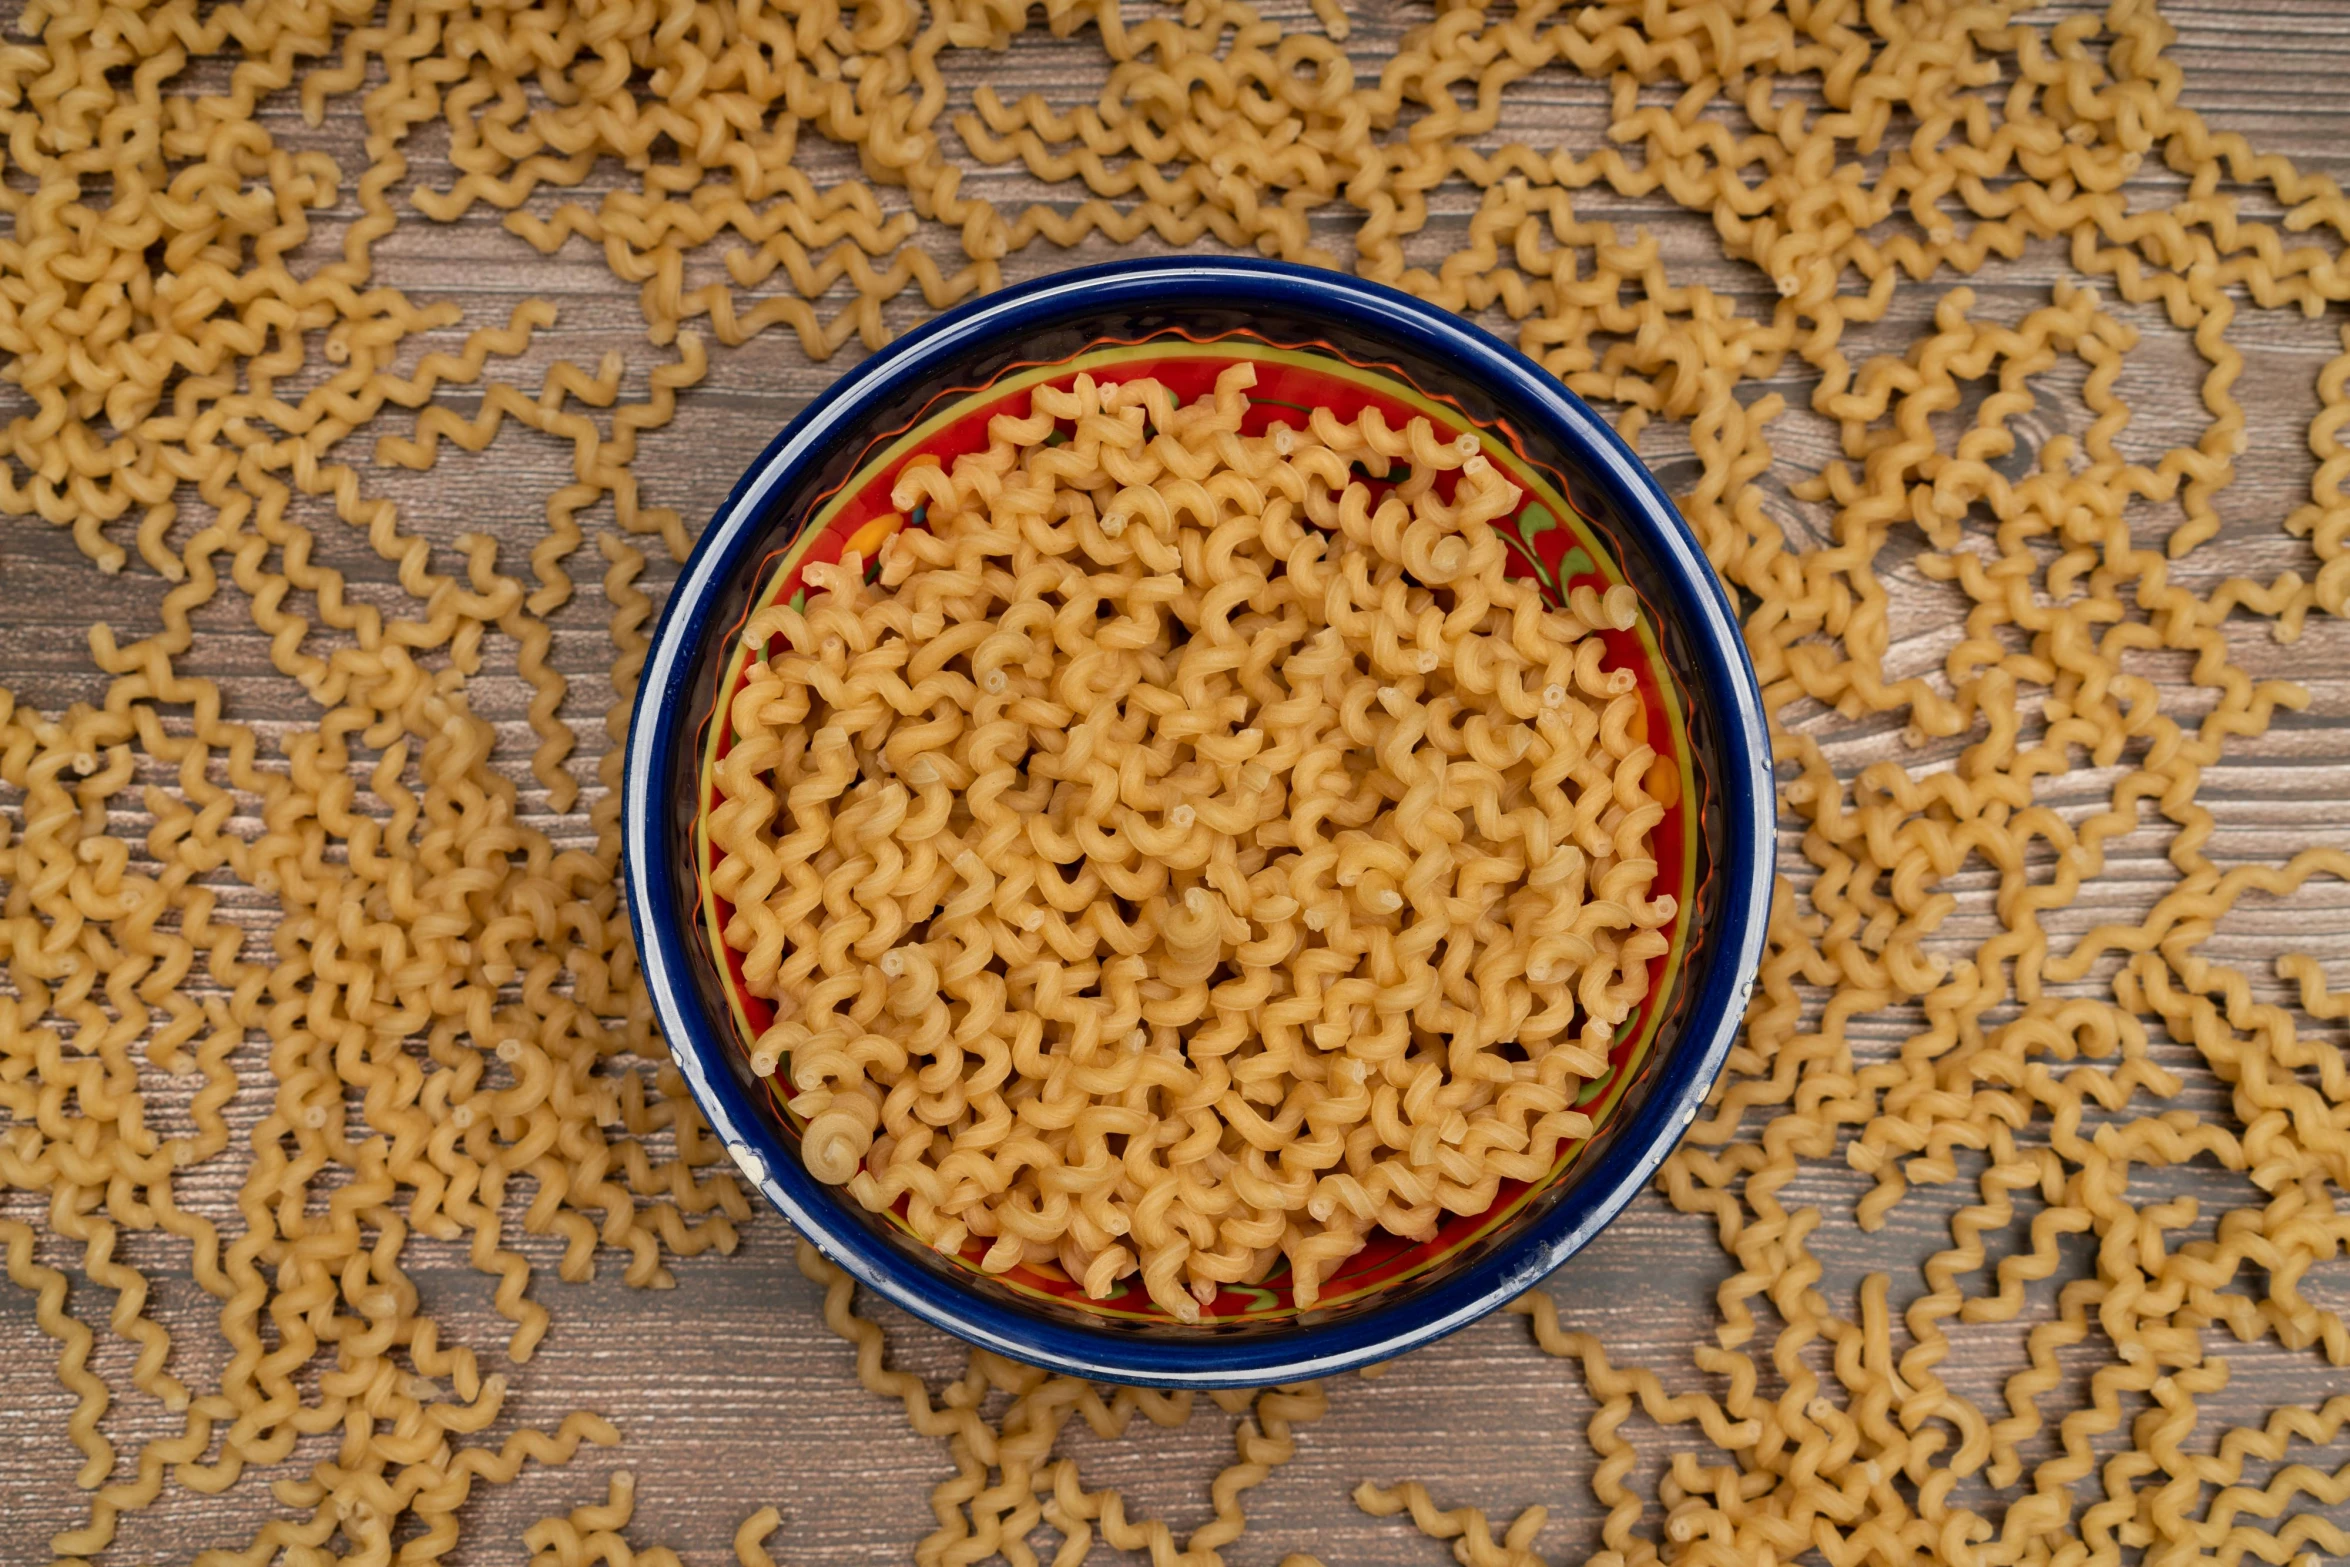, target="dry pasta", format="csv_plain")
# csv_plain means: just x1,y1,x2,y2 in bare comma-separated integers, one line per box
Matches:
2,0,2350,1563
706,366,1664,1316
